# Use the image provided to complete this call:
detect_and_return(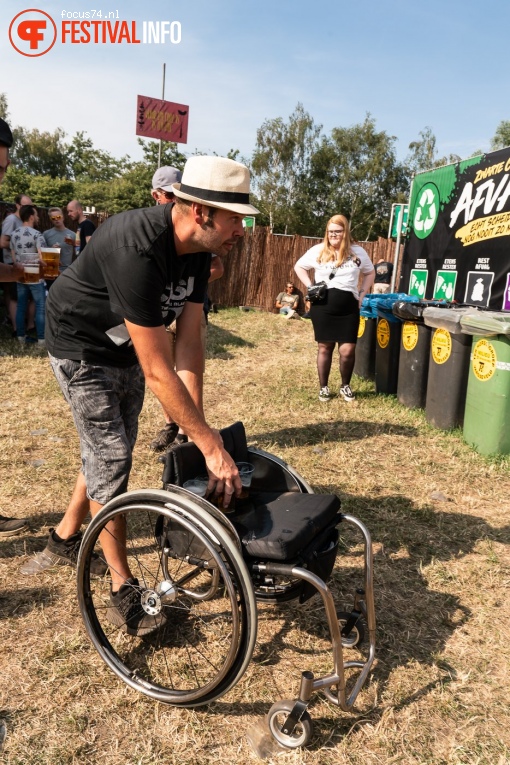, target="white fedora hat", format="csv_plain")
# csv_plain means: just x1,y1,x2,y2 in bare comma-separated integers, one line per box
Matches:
172,155,259,215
